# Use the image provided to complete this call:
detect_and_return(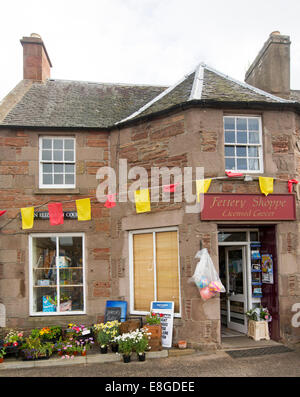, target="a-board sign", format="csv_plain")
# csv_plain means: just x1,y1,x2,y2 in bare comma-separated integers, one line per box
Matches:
104,307,122,323
151,301,174,348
